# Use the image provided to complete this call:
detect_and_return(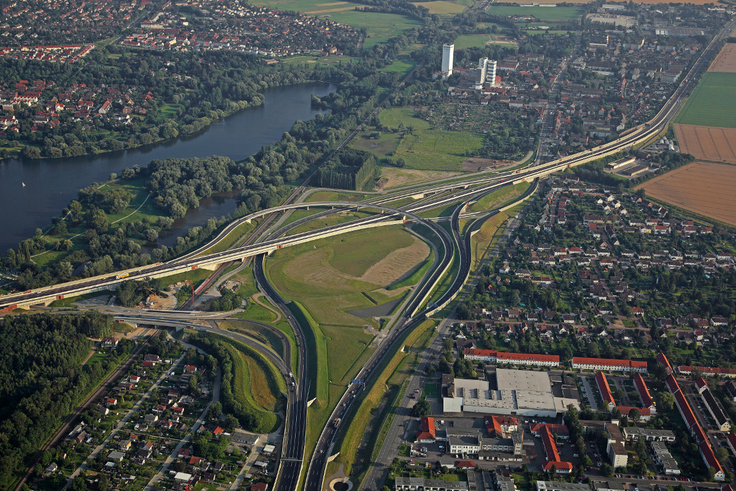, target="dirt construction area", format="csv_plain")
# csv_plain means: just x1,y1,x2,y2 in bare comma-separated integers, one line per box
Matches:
637,162,736,226
674,124,736,164
709,43,736,73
